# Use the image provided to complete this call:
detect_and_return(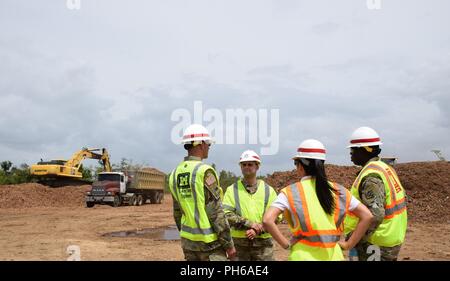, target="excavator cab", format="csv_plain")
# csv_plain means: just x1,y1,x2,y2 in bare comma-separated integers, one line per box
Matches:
37,159,66,165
